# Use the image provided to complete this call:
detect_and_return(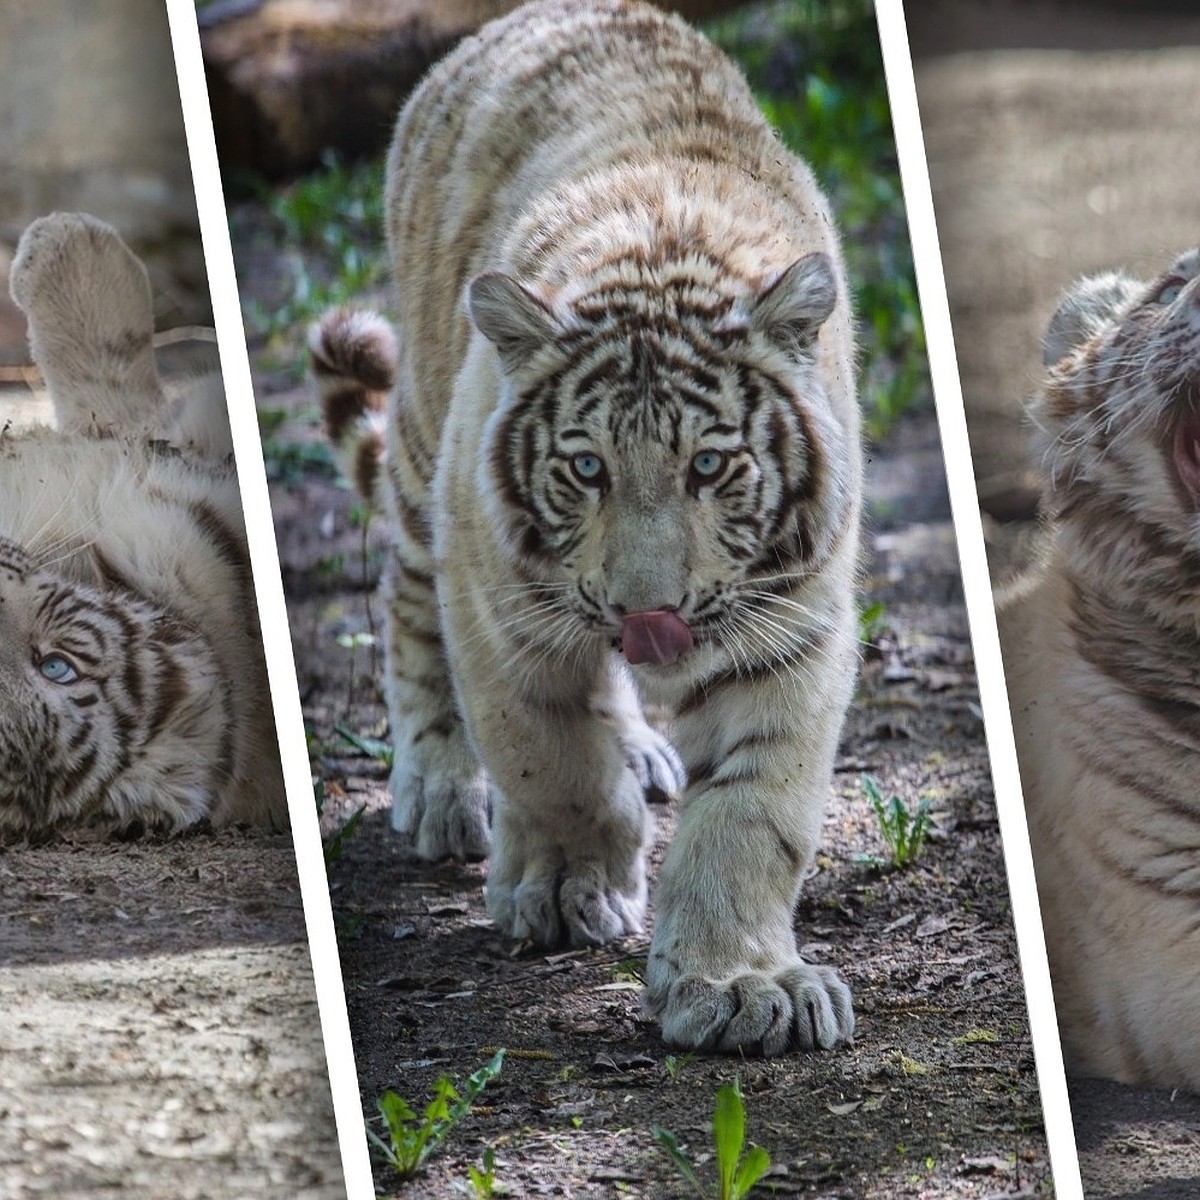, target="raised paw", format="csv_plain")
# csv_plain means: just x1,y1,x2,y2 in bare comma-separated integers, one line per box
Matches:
487,857,647,948
391,761,492,862
619,720,686,799
10,213,160,433
645,959,854,1057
